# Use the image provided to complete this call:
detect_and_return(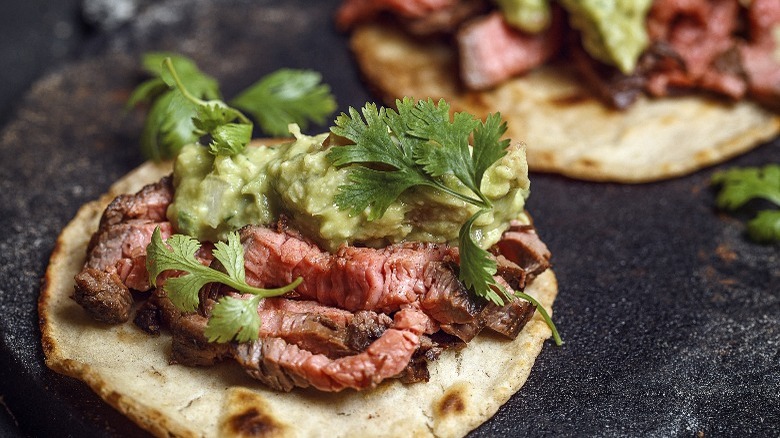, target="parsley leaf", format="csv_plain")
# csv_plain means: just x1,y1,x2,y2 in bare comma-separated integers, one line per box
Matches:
146,228,302,343
230,69,337,136
712,164,780,243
